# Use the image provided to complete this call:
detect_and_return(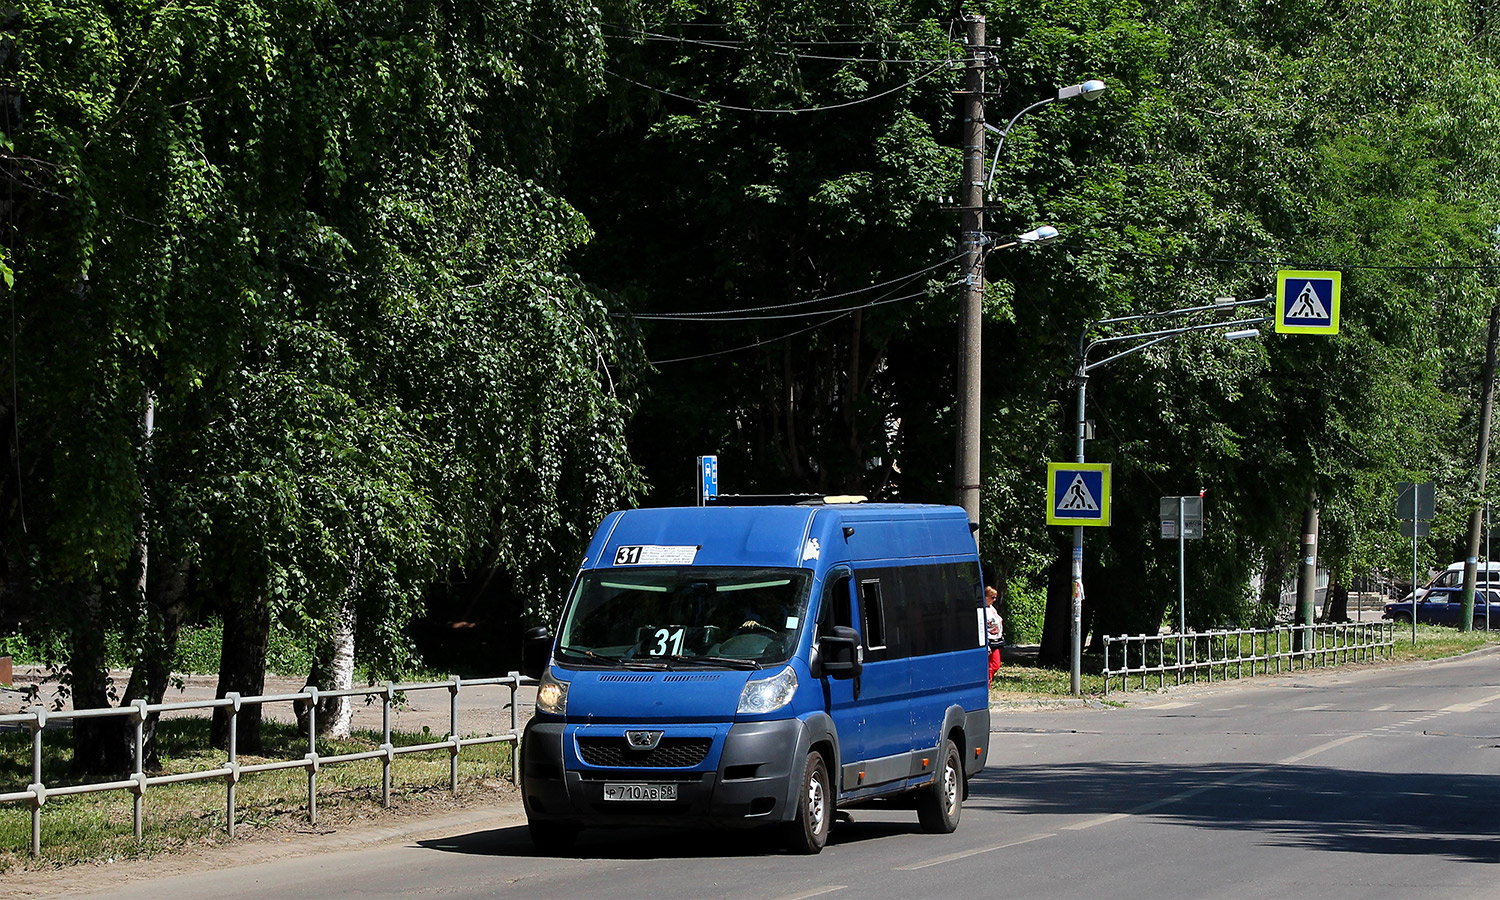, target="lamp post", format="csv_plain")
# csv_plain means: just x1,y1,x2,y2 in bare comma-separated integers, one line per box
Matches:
1067,298,1271,694
953,41,1107,531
